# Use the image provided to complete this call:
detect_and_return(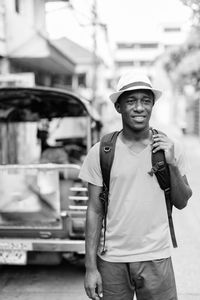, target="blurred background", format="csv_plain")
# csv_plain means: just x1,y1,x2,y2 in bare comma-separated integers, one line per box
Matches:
0,2,200,300
0,0,199,137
